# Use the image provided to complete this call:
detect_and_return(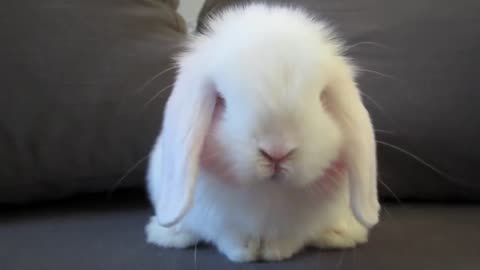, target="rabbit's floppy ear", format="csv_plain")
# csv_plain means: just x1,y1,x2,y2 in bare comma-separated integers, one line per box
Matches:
148,60,216,227
326,60,380,228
